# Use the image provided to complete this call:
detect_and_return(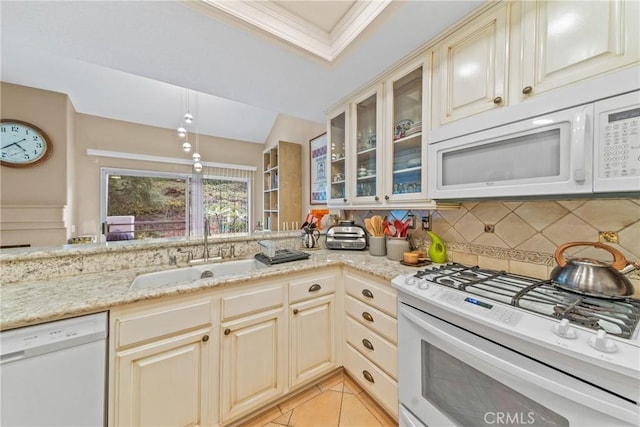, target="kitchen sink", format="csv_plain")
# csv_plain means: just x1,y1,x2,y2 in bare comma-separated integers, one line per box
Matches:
130,258,268,289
